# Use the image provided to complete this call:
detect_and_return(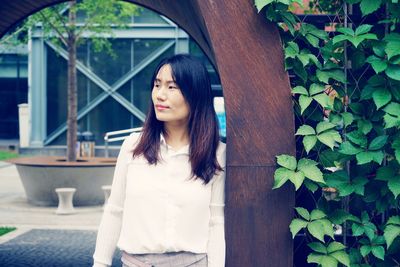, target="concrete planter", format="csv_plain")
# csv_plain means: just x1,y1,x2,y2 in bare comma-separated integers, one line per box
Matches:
8,156,116,206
